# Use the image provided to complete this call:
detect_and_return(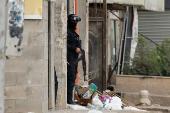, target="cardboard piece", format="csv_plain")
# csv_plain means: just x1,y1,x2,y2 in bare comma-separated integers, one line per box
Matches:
83,83,98,99
77,84,98,105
